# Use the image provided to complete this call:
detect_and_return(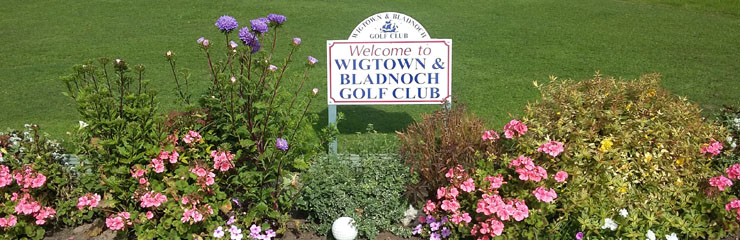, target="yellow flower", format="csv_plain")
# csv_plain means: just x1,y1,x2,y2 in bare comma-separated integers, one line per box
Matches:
626,103,632,111
675,178,683,186
647,88,656,98
618,186,627,193
644,152,653,163
675,158,685,166
600,139,613,153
